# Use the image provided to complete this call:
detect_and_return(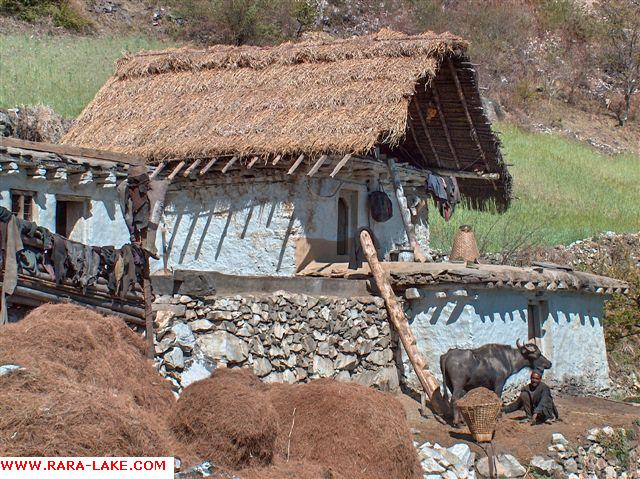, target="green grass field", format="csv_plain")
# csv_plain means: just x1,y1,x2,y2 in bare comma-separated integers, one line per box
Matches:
0,34,172,117
430,123,640,252
1,34,638,252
